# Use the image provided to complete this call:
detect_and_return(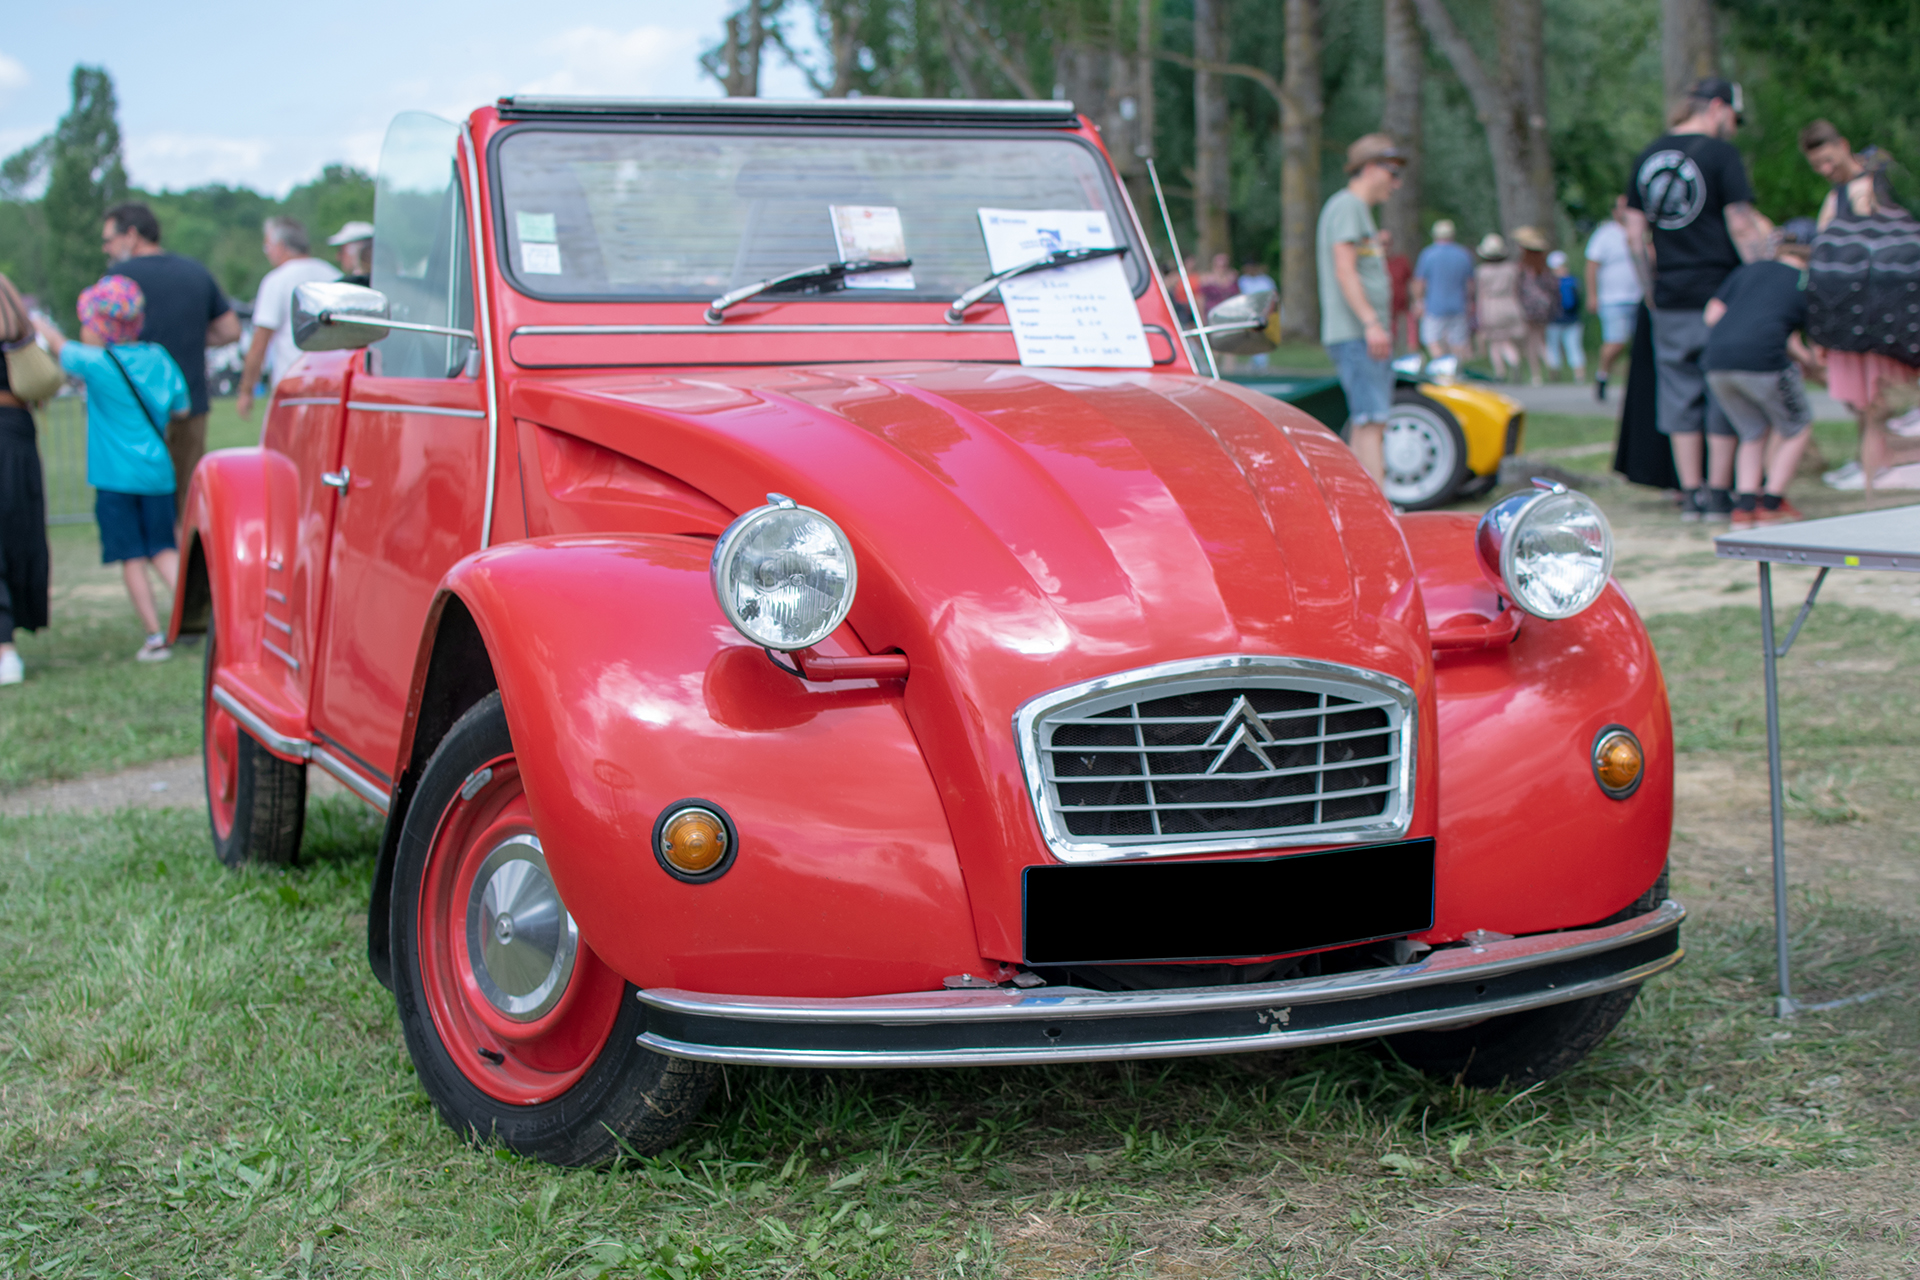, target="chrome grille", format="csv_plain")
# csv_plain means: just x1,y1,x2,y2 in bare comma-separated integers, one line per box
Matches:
1017,657,1416,861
